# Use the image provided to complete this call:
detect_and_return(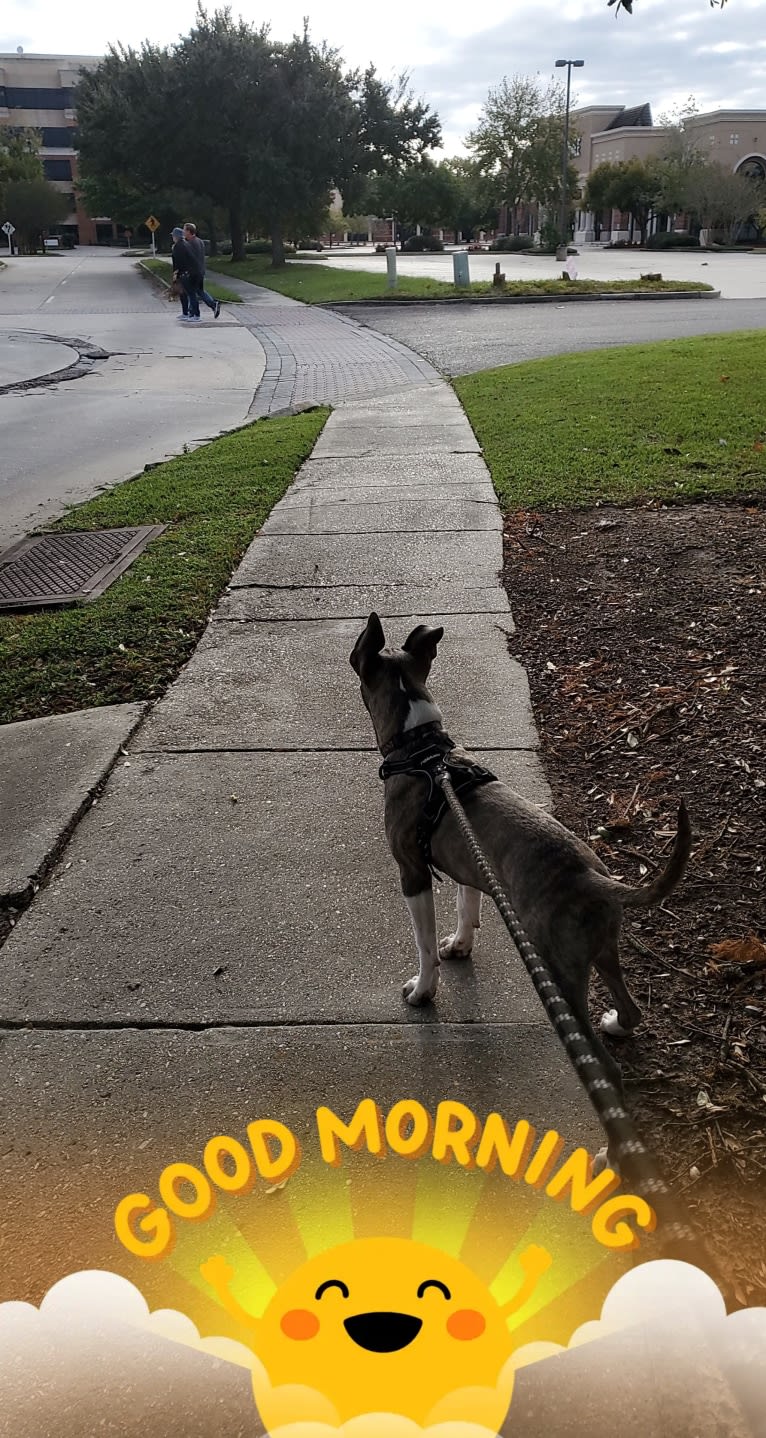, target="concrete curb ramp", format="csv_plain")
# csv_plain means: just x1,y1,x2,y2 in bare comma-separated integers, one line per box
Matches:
0,702,146,905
